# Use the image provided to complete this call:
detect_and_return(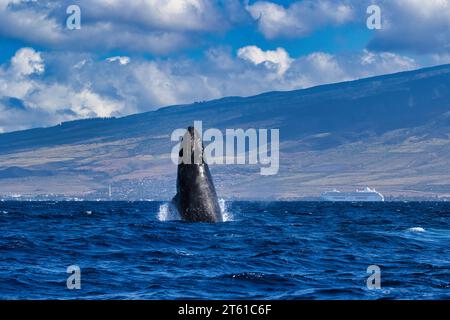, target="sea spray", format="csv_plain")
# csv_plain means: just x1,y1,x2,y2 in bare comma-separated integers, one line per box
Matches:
157,202,181,221
219,198,233,222
157,199,233,222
